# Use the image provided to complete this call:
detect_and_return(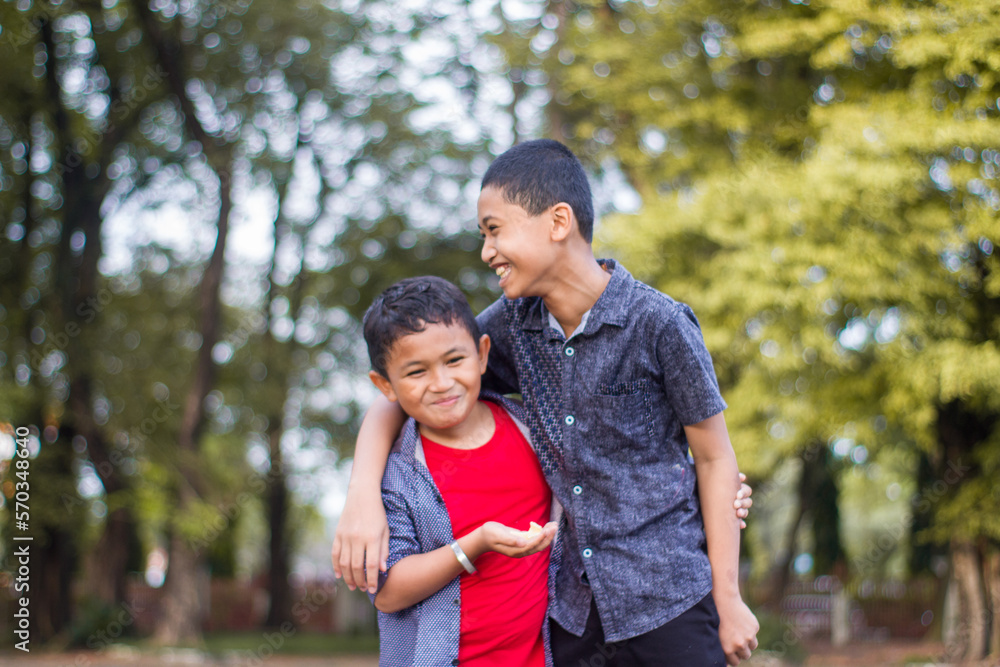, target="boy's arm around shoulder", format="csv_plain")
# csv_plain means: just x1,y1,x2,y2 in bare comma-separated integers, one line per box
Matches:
686,413,759,665
332,394,407,594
